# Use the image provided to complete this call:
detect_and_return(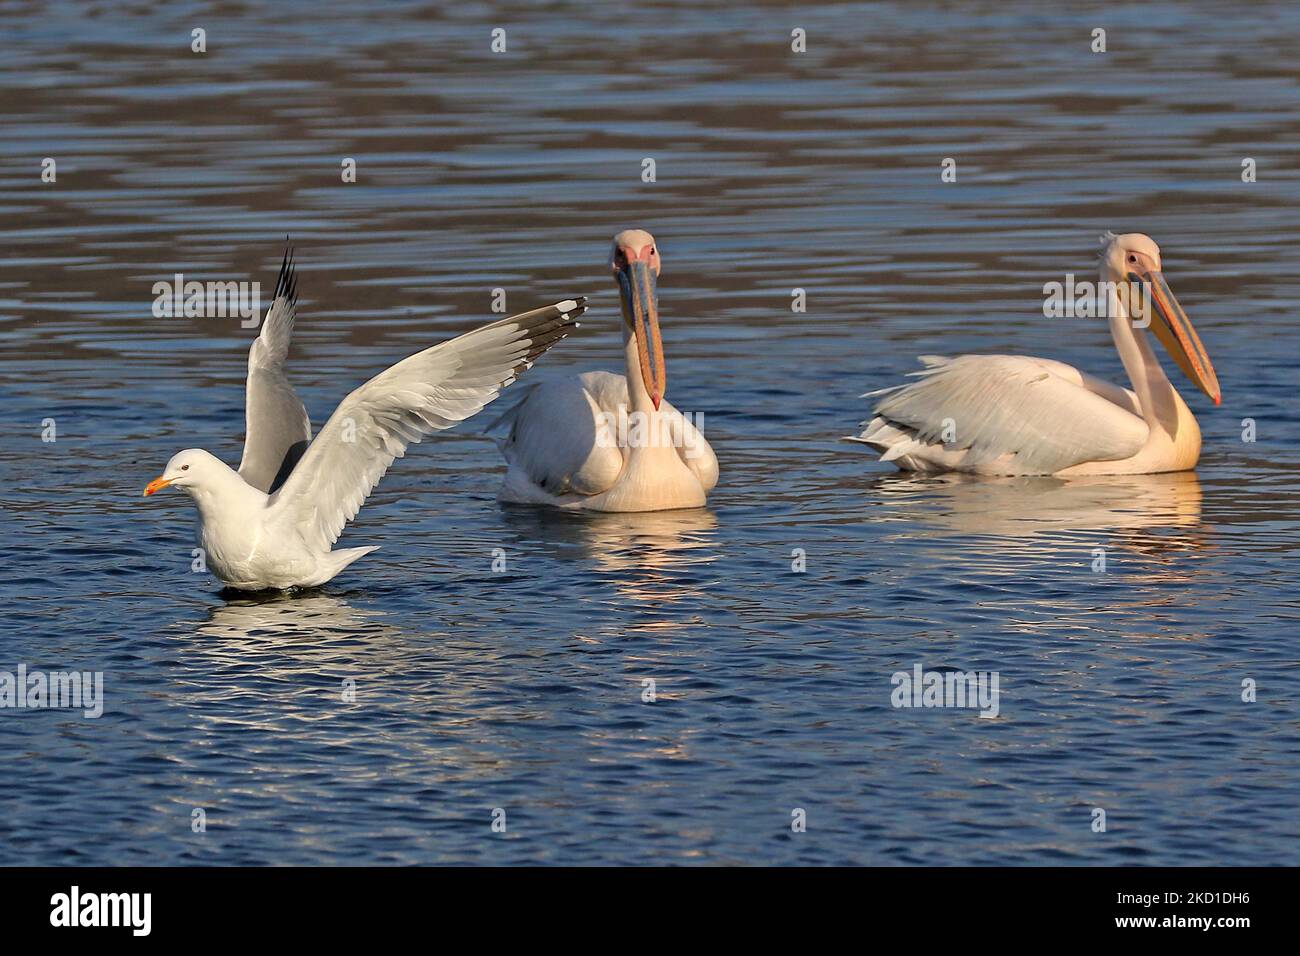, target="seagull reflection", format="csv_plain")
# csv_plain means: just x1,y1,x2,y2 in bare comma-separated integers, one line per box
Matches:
191,590,410,674
180,593,511,779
